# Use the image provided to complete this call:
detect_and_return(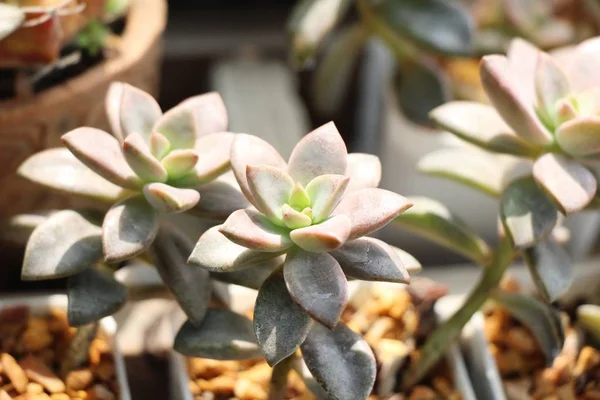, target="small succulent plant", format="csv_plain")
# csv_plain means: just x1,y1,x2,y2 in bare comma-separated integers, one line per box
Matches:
176,122,419,399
